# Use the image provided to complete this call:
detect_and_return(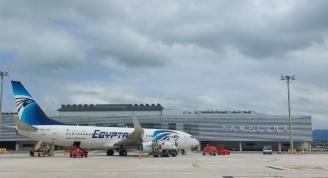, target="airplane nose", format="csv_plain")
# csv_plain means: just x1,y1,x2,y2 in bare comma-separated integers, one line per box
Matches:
195,139,200,146
191,138,200,148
